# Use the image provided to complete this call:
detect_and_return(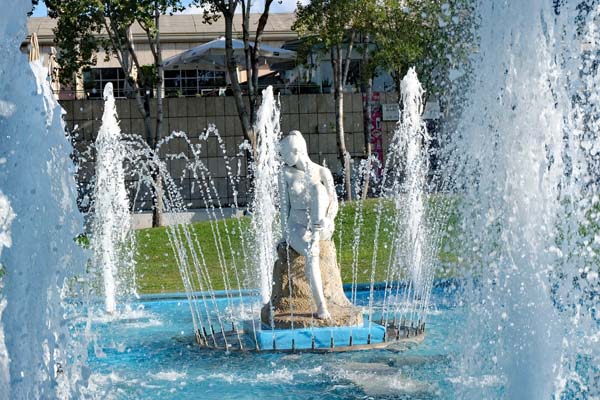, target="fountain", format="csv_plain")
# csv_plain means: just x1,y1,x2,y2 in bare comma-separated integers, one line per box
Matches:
0,0,598,397
373,67,441,328
170,72,434,352
90,82,136,314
